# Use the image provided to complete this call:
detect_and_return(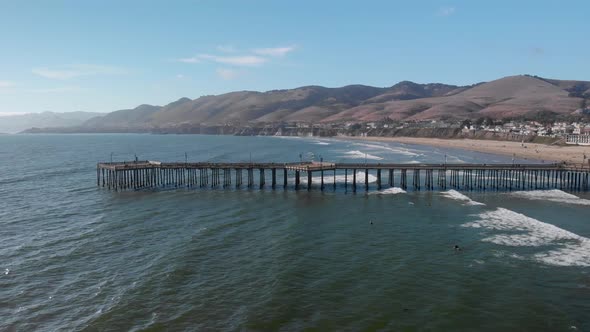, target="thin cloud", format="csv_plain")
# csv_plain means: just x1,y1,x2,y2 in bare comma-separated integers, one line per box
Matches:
199,54,267,66
32,64,125,80
176,54,266,66
216,68,240,80
176,44,297,67
253,46,296,57
0,81,15,88
216,45,236,53
28,86,84,93
177,57,201,63
437,6,456,16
